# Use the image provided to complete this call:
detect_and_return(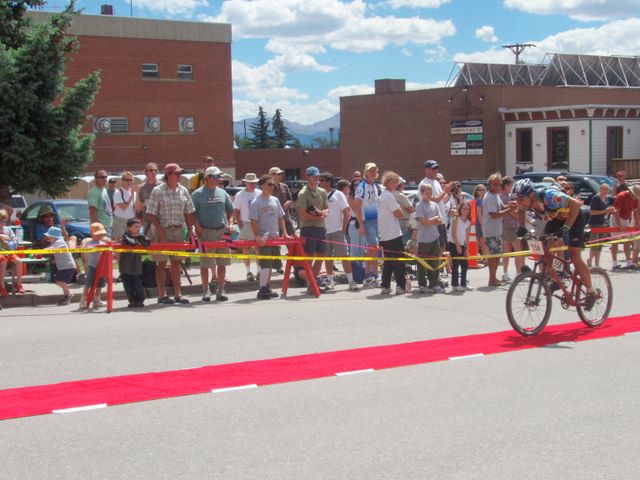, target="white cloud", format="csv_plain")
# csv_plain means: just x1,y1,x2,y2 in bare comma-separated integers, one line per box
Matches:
327,84,375,99
134,0,208,15
475,25,498,43
455,18,640,64
205,0,456,53
400,48,414,56
385,0,451,8
406,80,447,90
424,45,447,63
504,0,640,21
